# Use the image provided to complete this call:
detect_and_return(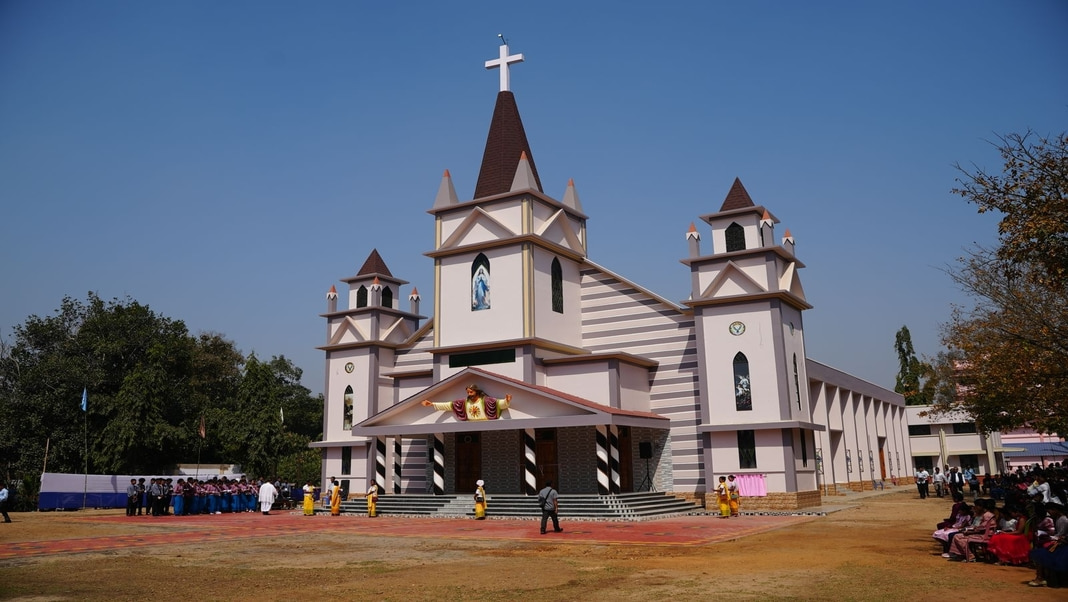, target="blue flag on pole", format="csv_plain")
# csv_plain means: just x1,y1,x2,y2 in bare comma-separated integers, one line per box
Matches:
81,388,87,412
